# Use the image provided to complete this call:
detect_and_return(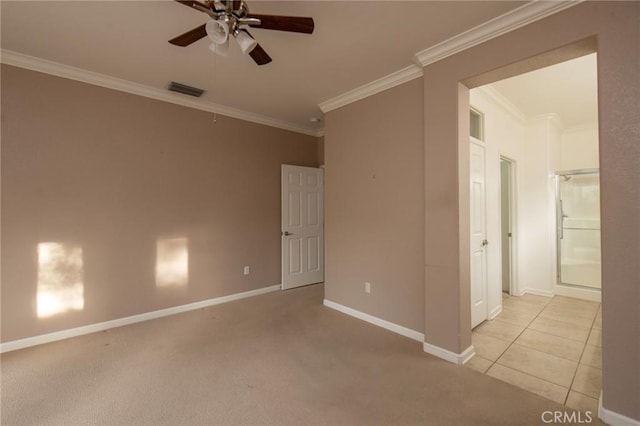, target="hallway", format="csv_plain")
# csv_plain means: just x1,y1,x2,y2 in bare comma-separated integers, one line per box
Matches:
468,294,602,413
